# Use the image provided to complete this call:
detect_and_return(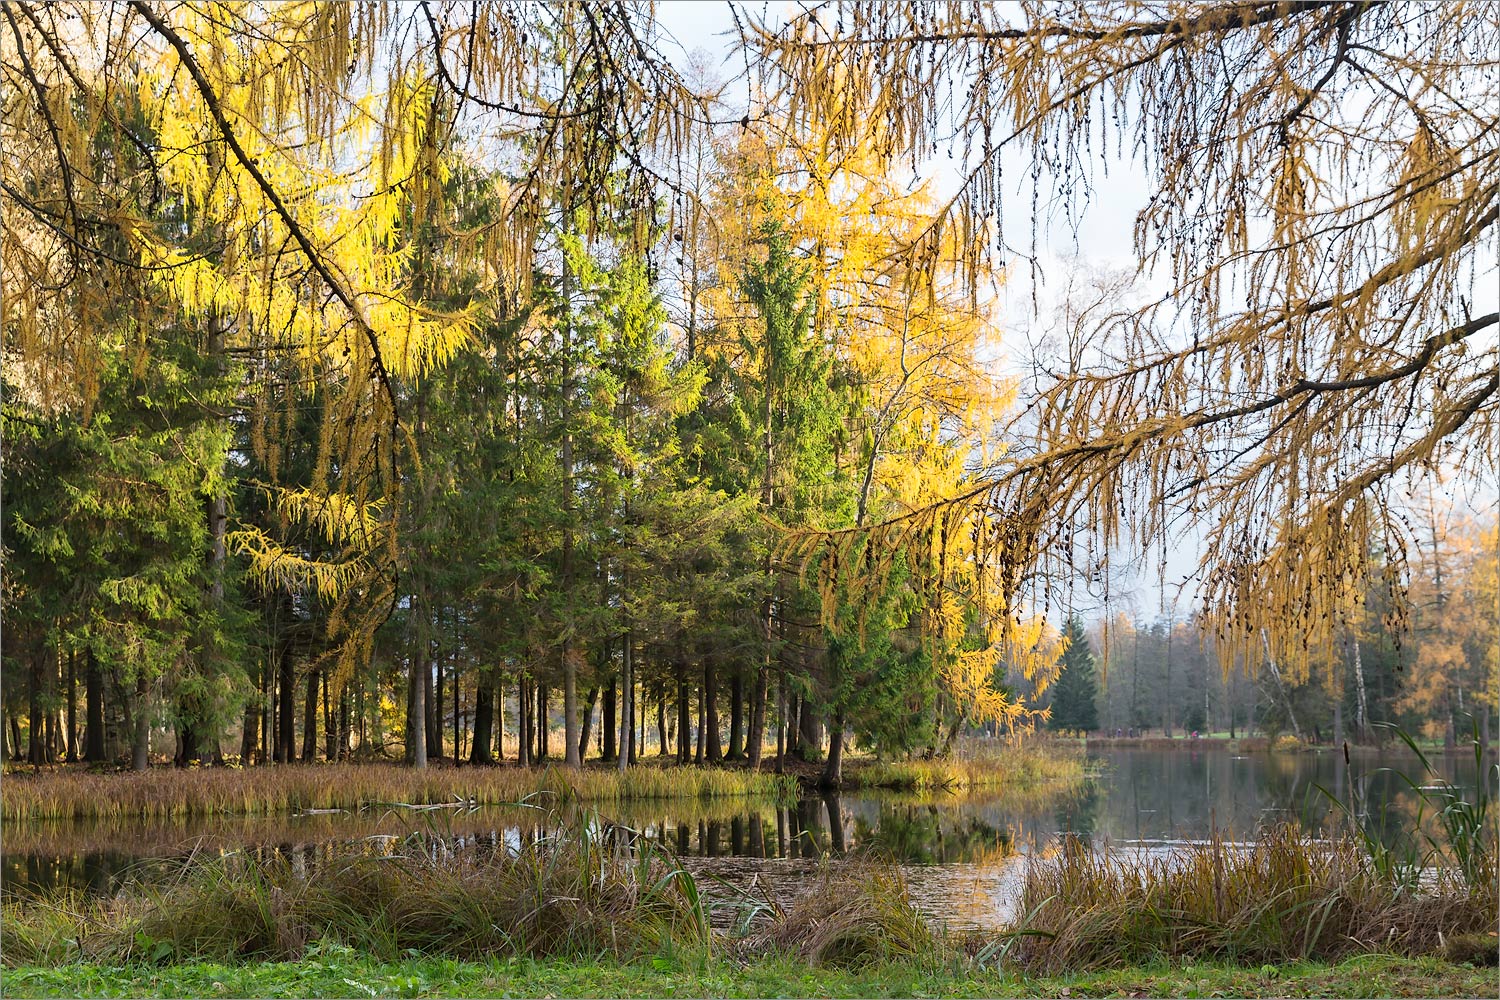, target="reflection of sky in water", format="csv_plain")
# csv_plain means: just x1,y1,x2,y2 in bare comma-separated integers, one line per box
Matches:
5,747,1487,930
